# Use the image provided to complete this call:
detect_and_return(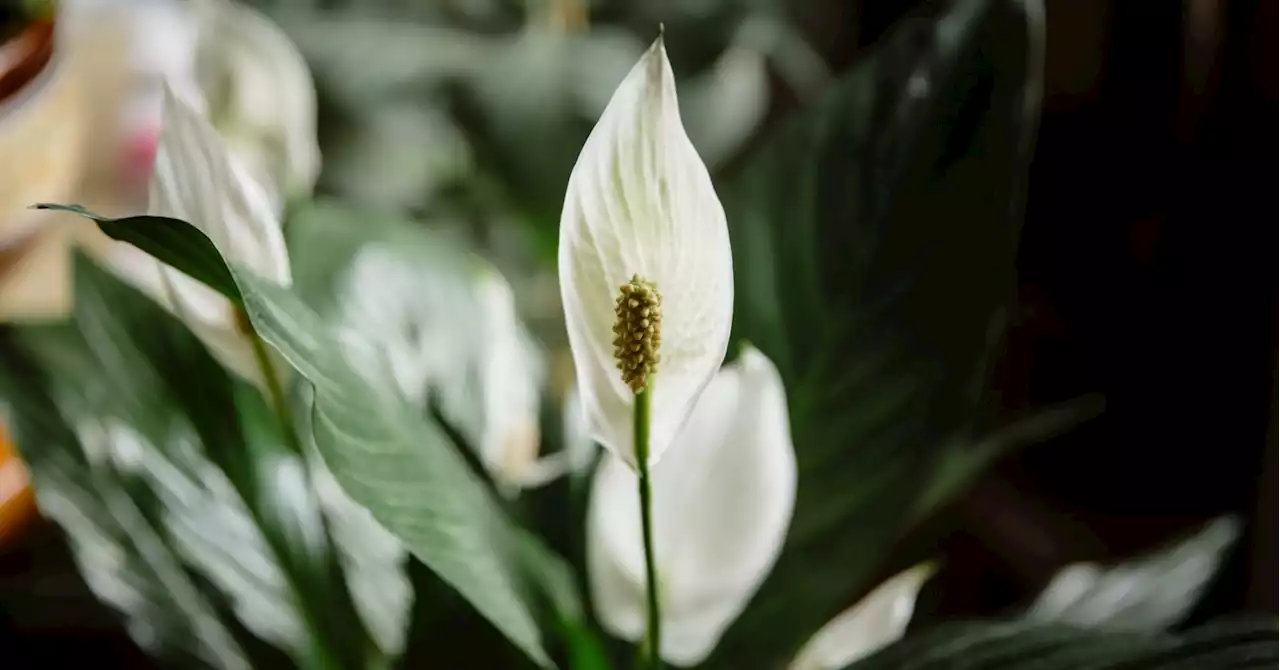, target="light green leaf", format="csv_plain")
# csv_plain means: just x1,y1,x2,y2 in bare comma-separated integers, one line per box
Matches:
233,266,553,666
280,19,494,104
298,385,413,656
318,104,473,211
1027,516,1242,631
464,27,645,225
